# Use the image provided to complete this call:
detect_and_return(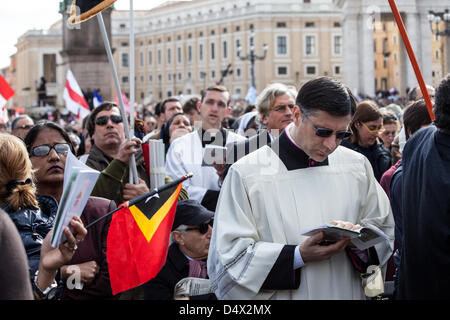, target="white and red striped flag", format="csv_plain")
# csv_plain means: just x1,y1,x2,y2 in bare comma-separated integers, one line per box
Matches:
0,74,14,123
63,69,90,119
